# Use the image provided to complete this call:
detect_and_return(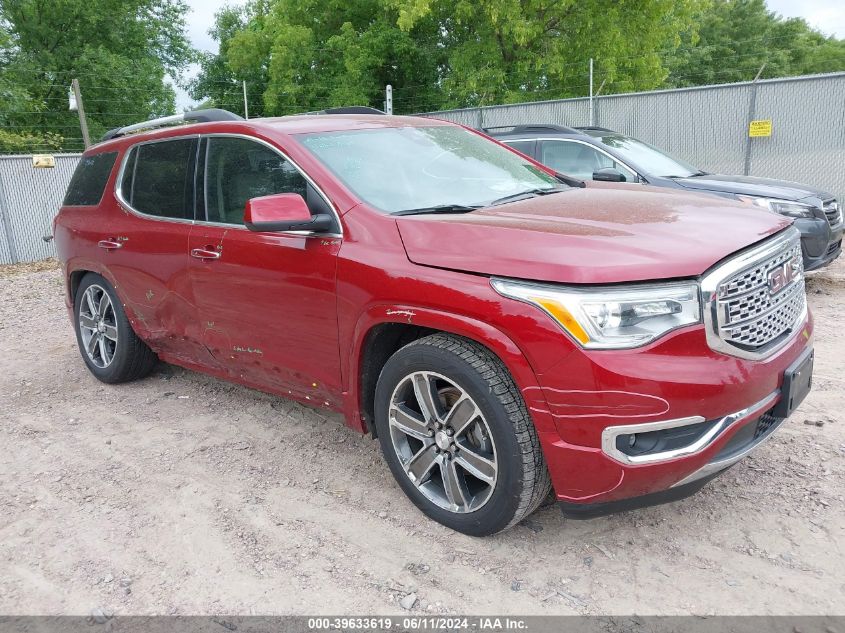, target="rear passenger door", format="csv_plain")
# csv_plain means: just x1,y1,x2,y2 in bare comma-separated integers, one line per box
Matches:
109,136,208,362
187,135,343,406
